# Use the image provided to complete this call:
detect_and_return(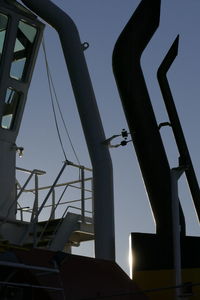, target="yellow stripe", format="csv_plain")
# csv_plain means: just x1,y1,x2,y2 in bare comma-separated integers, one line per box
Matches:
133,268,200,299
